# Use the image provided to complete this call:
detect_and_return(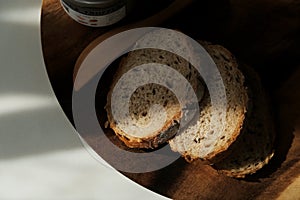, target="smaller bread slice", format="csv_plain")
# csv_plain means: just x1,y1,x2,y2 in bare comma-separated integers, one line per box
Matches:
105,47,203,149
212,63,275,178
169,42,248,161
